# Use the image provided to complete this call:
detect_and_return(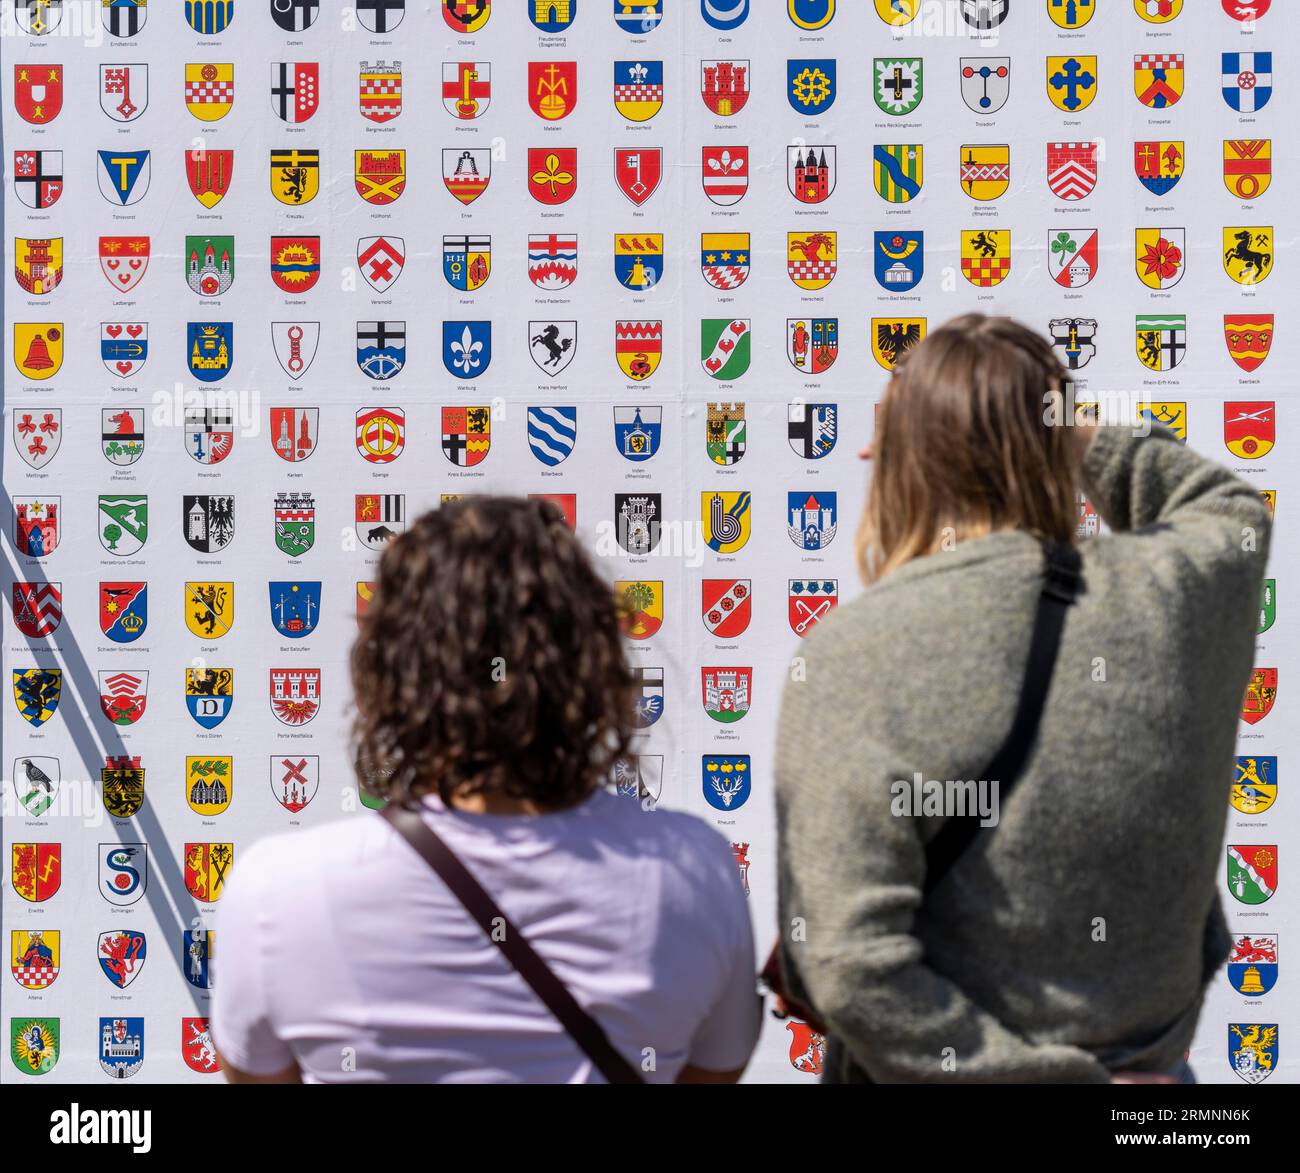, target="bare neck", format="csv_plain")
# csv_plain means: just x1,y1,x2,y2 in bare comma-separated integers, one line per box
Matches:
445,791,552,816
